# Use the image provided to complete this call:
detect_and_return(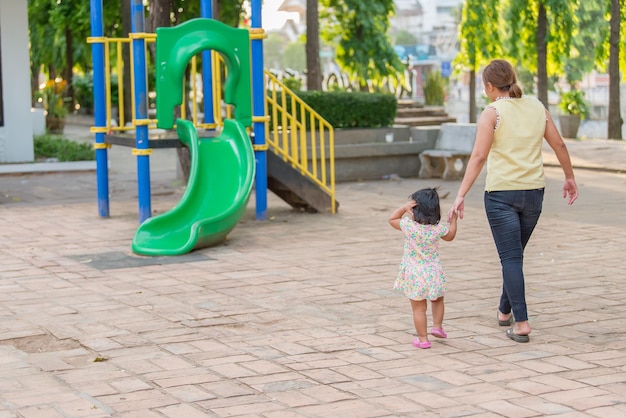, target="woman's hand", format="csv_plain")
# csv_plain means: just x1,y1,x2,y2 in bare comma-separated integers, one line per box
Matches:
448,196,465,221
563,178,578,205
